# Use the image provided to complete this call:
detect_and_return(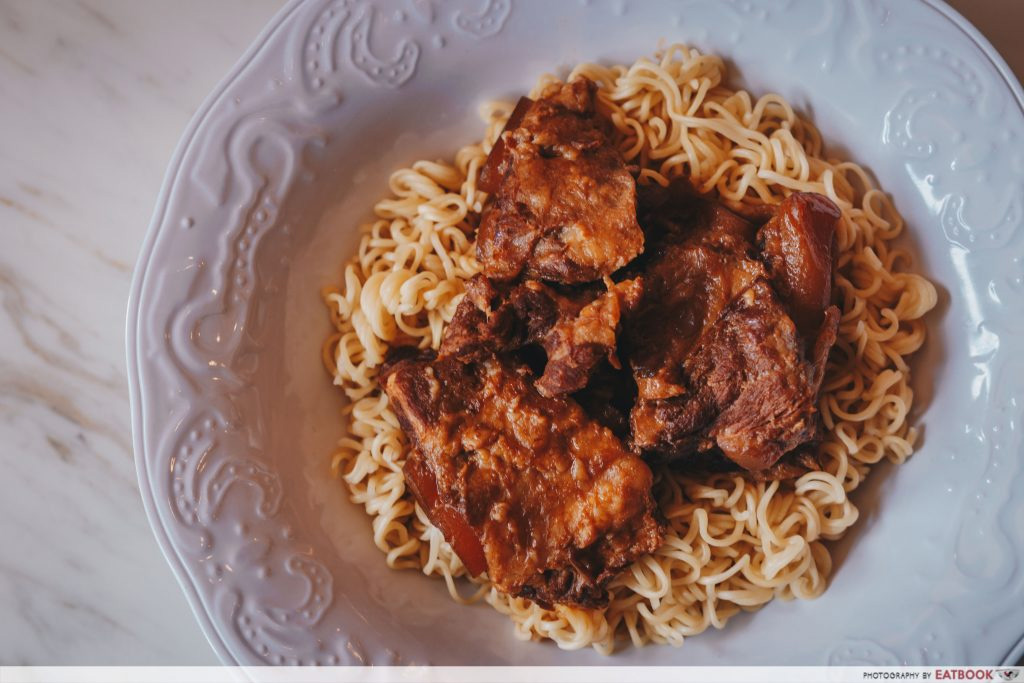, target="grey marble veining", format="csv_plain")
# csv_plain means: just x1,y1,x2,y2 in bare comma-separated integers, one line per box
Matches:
0,0,284,664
